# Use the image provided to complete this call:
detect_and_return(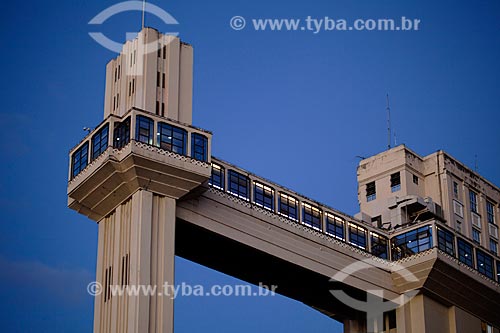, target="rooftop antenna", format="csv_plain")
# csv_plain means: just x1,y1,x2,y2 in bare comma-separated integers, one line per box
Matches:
474,154,478,172
141,0,146,29
386,94,391,150
394,130,397,146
